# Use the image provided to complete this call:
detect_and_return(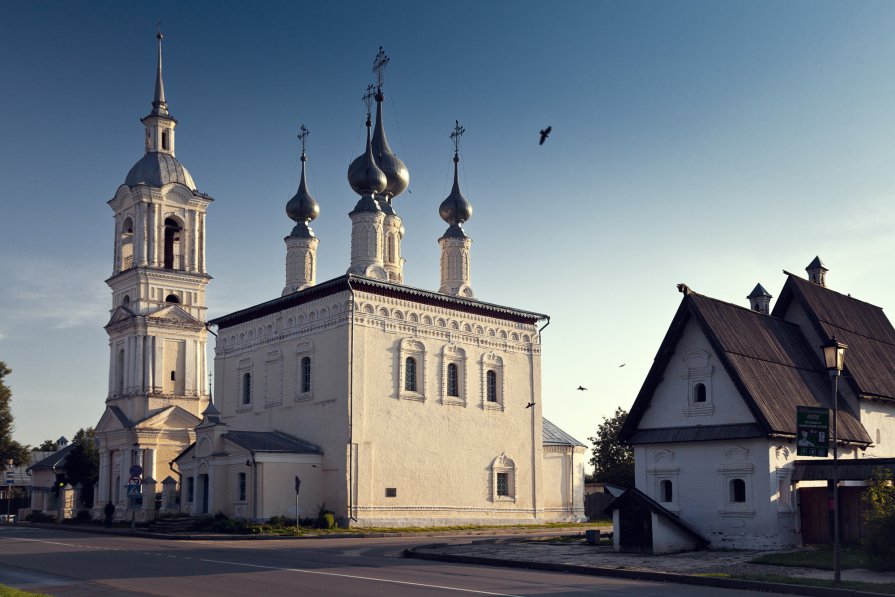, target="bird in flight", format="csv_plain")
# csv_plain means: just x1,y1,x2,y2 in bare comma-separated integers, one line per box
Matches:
539,126,552,145
619,364,626,368
577,386,588,391
525,402,536,409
